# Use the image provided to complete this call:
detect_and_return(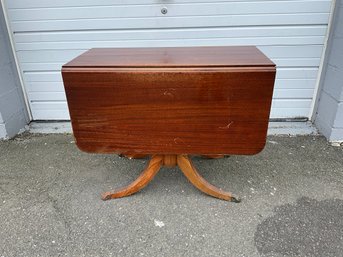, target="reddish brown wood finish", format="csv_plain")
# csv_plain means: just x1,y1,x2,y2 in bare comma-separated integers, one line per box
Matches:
202,155,226,159
177,155,239,202
102,155,240,202
102,155,163,200
62,46,275,201
64,46,275,68
62,67,275,155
